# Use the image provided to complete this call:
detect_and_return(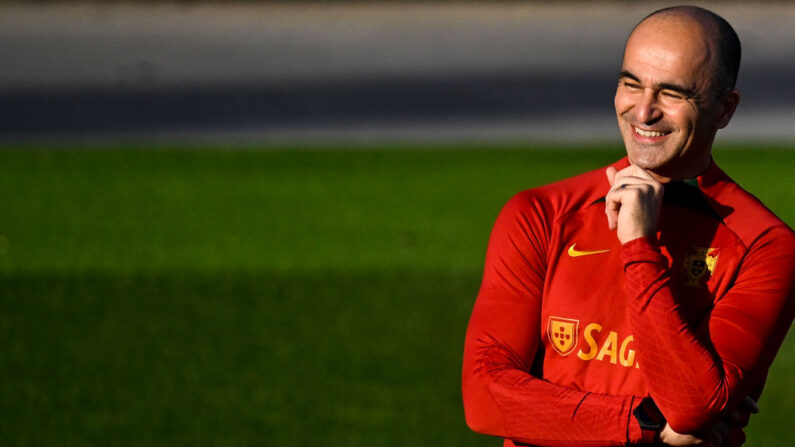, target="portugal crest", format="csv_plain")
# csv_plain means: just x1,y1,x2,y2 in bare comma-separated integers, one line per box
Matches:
682,247,719,287
547,316,579,356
